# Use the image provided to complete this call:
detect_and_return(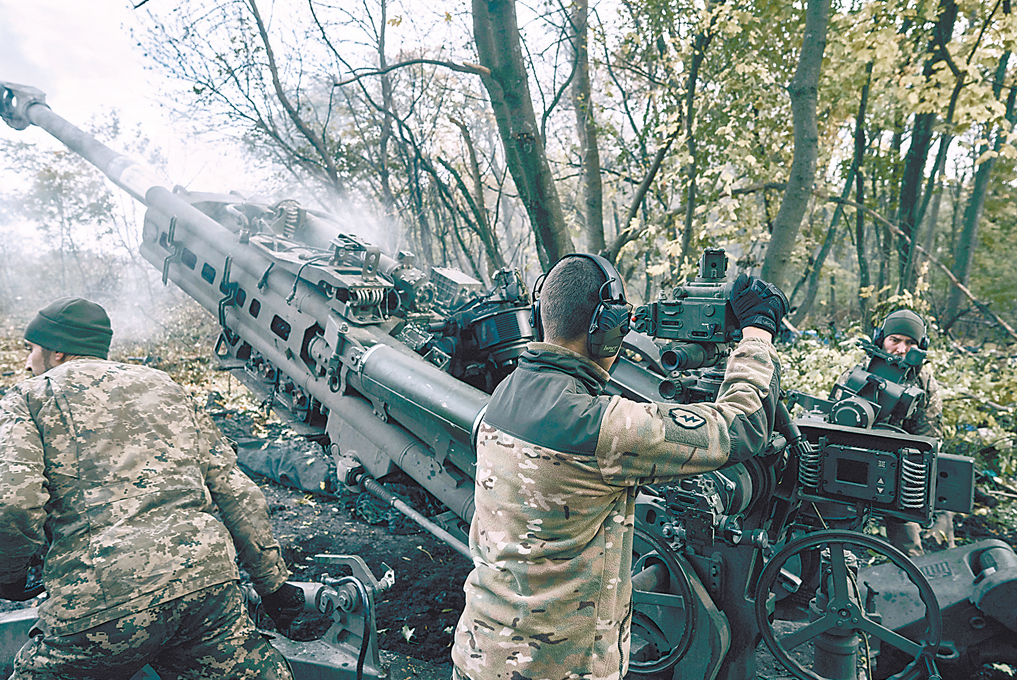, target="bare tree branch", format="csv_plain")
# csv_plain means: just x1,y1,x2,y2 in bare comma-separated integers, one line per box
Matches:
330,59,490,89
247,0,344,192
